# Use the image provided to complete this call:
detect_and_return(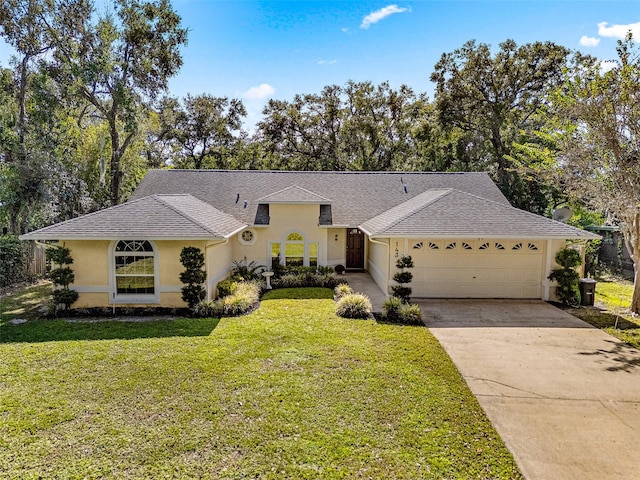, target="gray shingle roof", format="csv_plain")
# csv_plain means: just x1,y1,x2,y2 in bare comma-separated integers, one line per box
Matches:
21,194,247,240
22,170,598,241
131,170,510,227
360,189,600,239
